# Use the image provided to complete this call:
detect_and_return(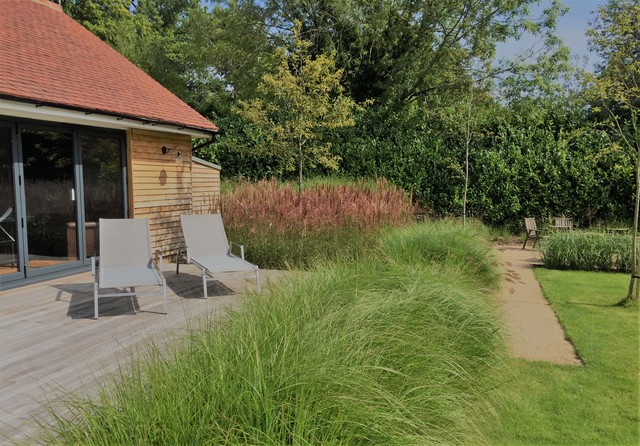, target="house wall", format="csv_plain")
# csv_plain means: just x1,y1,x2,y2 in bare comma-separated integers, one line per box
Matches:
127,128,193,256
191,157,221,215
